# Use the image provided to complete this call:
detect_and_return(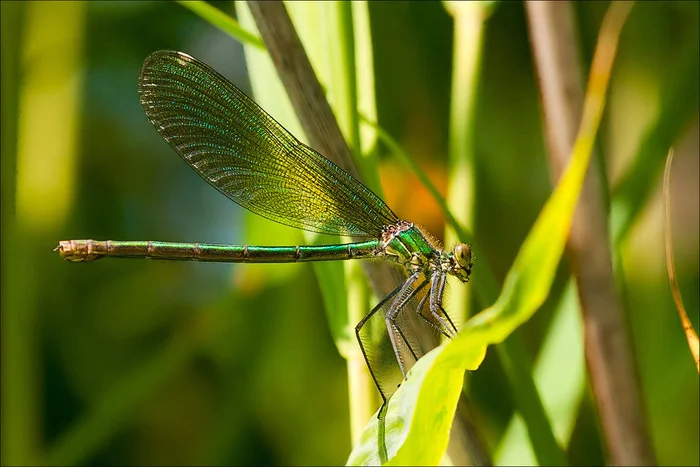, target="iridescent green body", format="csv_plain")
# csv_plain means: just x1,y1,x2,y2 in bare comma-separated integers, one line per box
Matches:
58,221,440,267
56,51,473,415
58,239,381,263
